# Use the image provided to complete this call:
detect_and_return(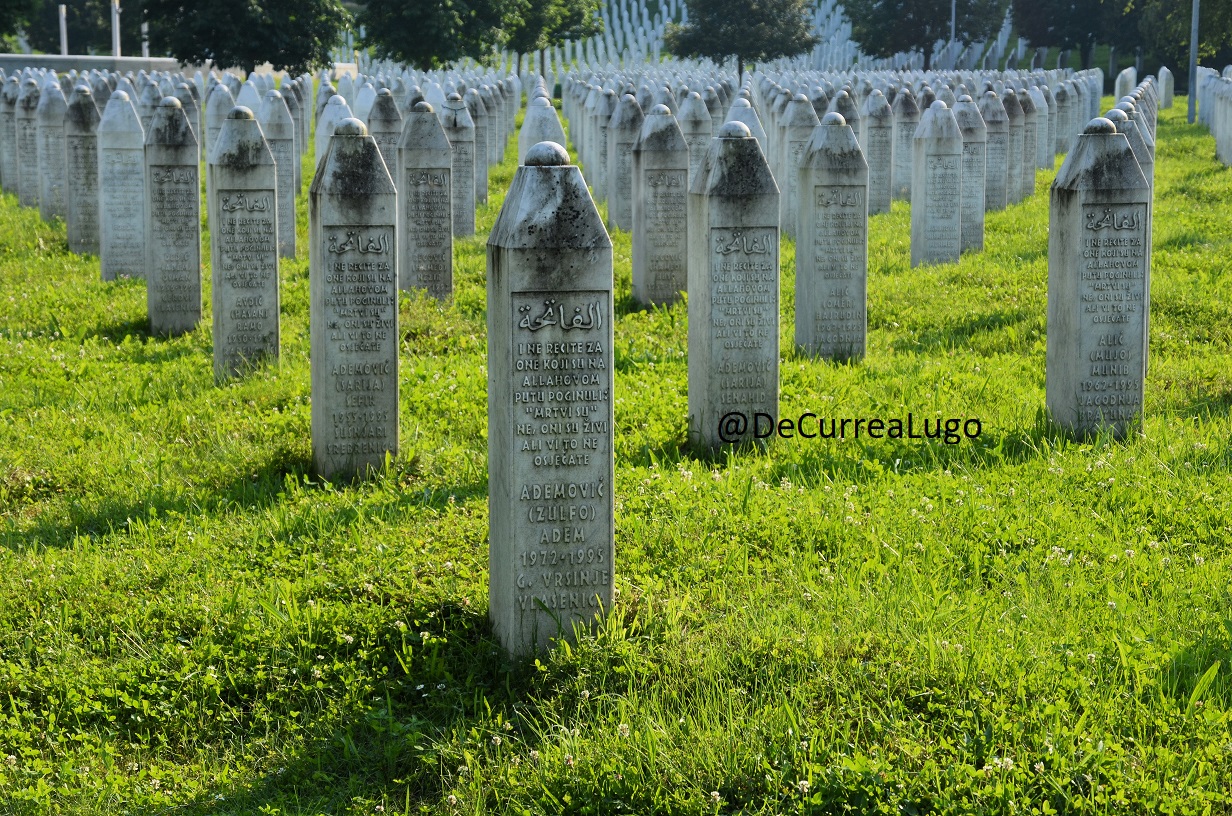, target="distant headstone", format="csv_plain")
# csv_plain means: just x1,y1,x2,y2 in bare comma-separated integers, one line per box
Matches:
891,87,920,200
145,97,201,336
64,85,100,255
910,101,963,267
605,93,642,231
779,94,821,239
310,118,399,479
688,121,780,450
1003,89,1025,204
953,95,987,253
1114,67,1137,102
0,78,18,195
397,101,453,298
209,106,279,380
979,90,1009,211
15,78,40,208
440,93,476,237
486,141,614,657
364,88,402,180
861,89,893,216
1018,87,1038,198
36,81,68,221
678,91,711,189
1159,66,1174,108
204,82,234,160
464,88,489,205
316,95,353,175
1047,118,1149,437
518,95,567,164
795,112,868,360
97,90,146,280
257,90,297,258
631,104,689,306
